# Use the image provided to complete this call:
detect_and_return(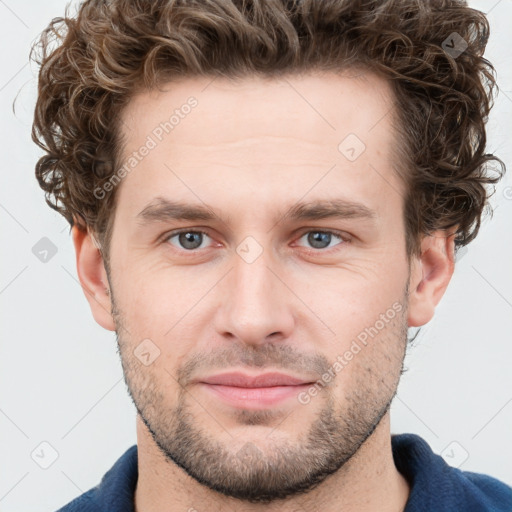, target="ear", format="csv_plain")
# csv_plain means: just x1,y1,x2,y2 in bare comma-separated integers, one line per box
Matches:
71,225,115,331
407,229,457,327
